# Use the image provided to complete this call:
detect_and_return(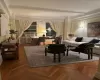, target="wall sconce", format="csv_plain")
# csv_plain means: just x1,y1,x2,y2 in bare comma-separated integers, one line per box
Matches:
80,22,85,28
